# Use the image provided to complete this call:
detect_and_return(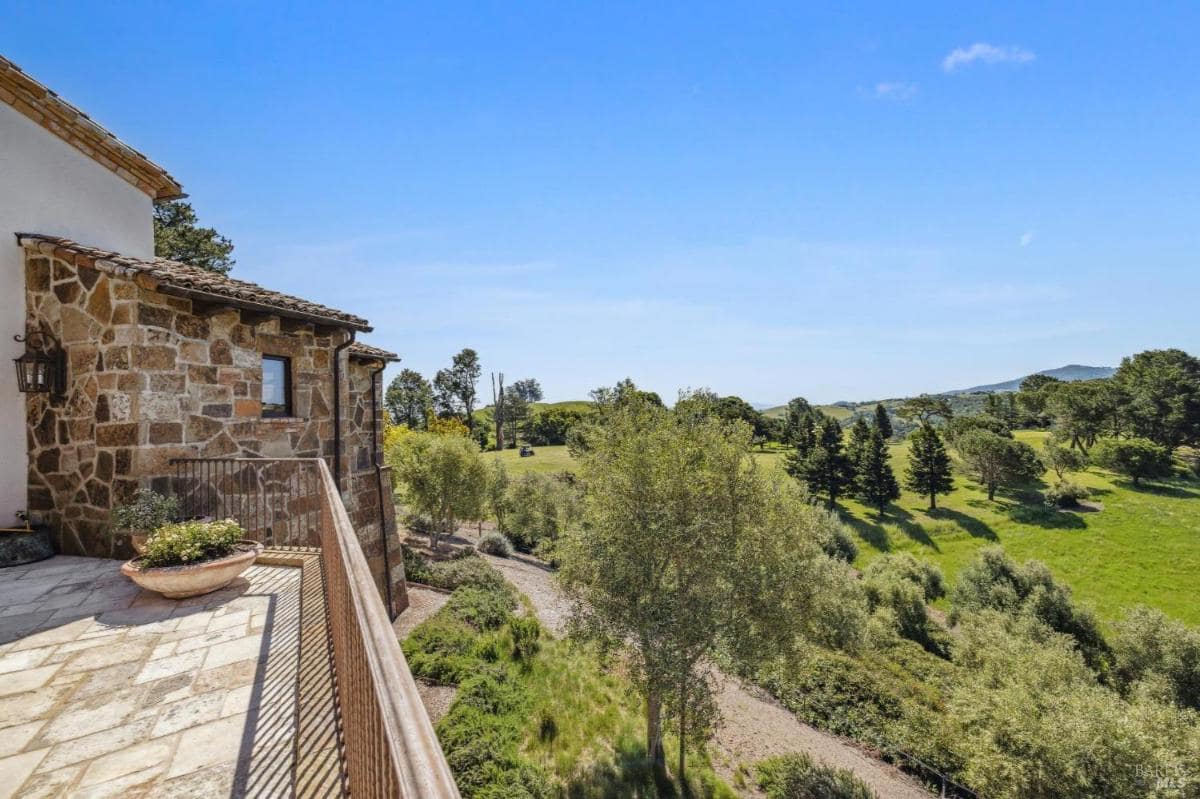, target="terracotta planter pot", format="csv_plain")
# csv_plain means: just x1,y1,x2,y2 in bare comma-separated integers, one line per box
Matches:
121,541,264,599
